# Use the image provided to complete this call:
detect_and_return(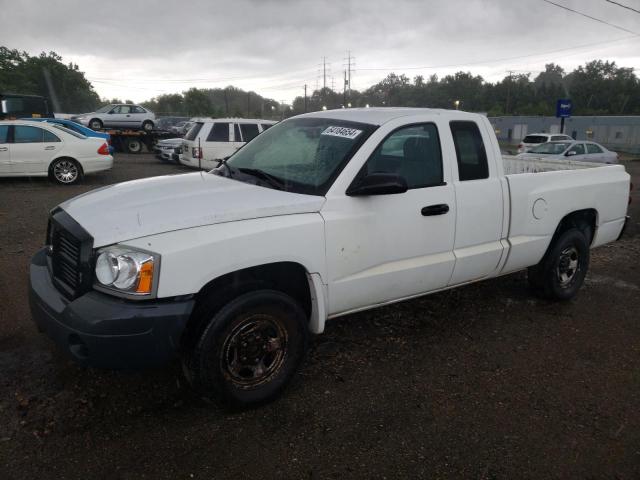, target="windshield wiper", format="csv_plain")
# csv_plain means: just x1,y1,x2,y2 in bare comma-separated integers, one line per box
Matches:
237,167,286,191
